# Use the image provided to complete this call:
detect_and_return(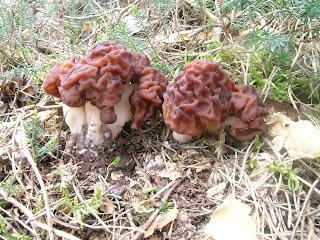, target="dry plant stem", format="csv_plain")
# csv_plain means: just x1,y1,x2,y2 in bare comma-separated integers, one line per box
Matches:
0,188,81,240
18,120,55,240
290,177,320,240
296,176,320,196
287,42,303,115
133,177,184,240
22,104,63,112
